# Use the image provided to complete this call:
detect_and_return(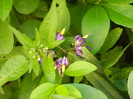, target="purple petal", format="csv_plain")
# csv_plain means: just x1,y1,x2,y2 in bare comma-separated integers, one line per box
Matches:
49,50,55,58
75,35,85,46
75,46,82,50
75,35,82,41
86,46,91,50
54,58,62,68
56,33,64,40
40,58,43,65
62,56,69,67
